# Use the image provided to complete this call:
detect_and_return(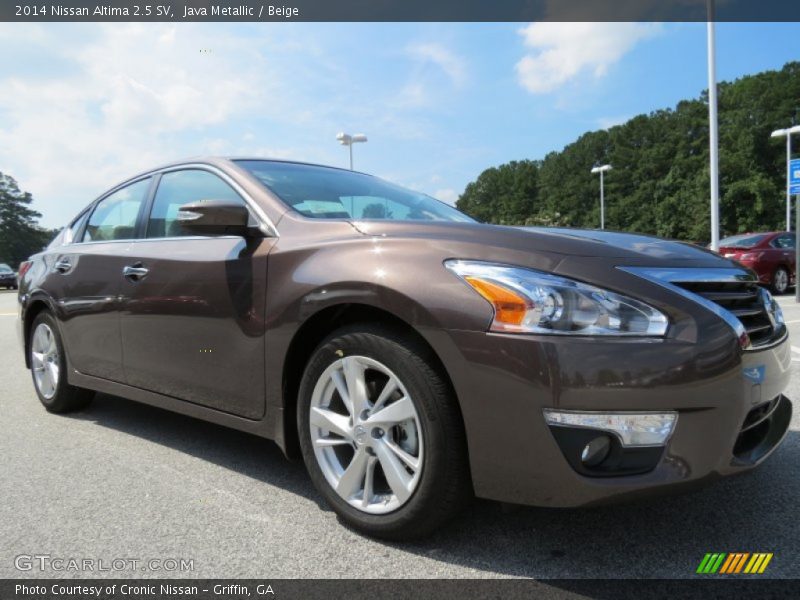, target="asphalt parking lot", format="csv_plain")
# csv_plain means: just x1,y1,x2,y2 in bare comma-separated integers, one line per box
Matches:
1,289,799,580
